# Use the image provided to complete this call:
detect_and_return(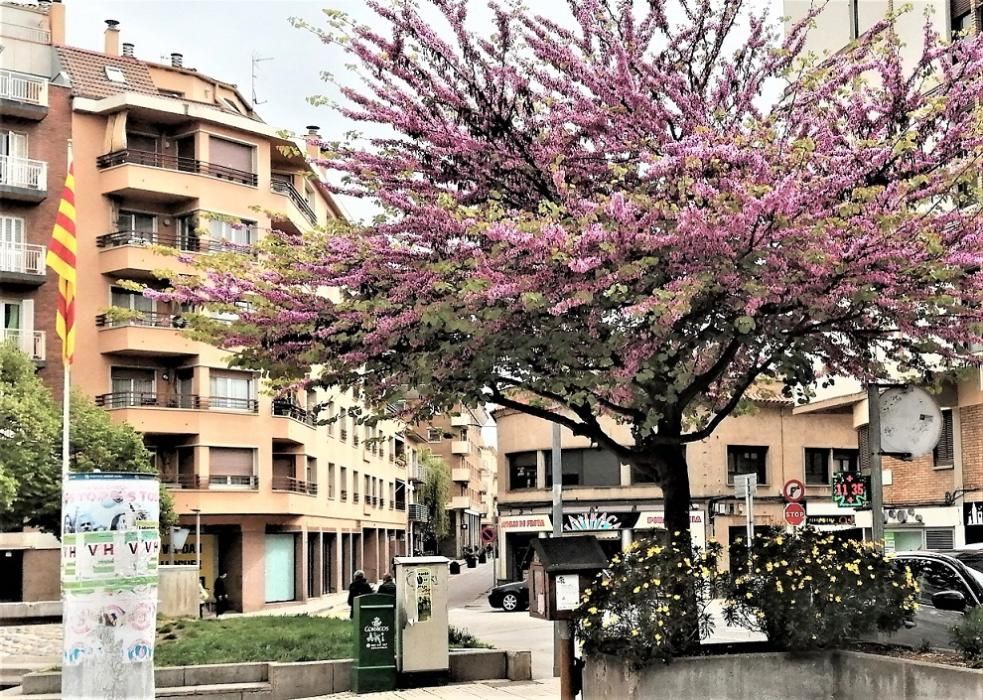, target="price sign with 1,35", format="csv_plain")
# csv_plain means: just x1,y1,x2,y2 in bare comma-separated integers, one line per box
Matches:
832,472,869,509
